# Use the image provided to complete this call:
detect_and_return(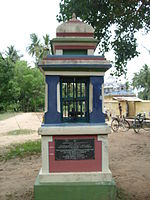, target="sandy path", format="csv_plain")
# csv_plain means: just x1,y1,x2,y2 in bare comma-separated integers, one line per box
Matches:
0,113,43,146
0,134,40,146
0,112,42,134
